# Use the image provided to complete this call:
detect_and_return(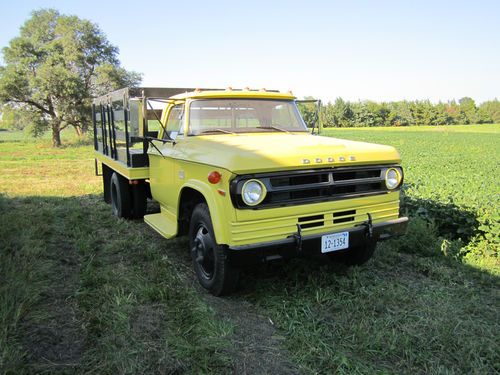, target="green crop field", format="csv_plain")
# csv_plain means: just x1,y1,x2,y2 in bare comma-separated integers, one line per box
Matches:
0,125,499,374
